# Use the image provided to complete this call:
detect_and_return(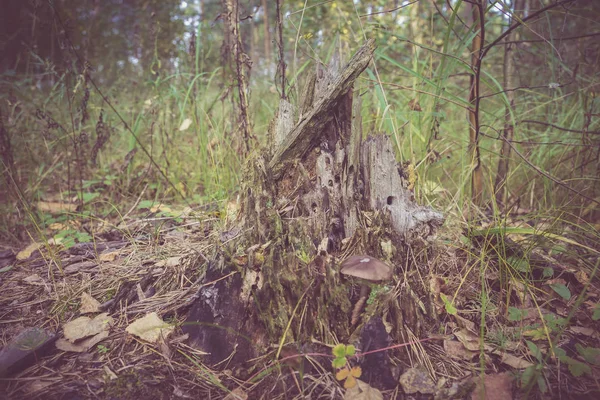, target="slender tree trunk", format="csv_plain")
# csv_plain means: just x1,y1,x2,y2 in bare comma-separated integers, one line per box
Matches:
495,0,523,206
261,0,271,67
468,0,484,207
222,0,254,156
275,0,286,99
